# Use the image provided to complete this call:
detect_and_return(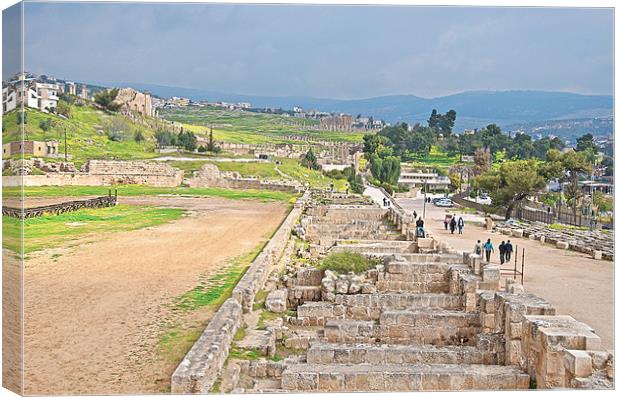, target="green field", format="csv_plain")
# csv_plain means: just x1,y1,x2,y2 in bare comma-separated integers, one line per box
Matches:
159,106,366,144
3,185,298,202
2,104,165,166
2,204,185,253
